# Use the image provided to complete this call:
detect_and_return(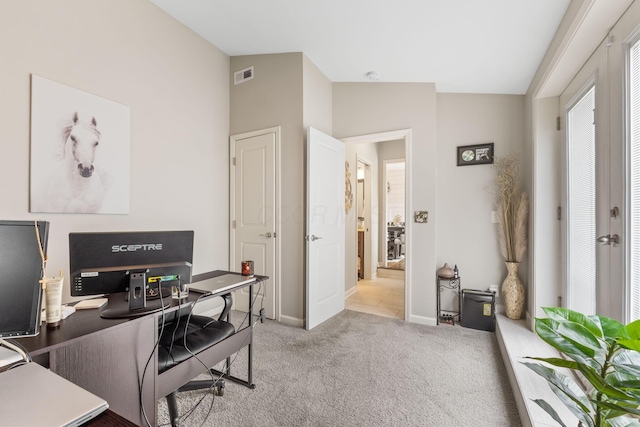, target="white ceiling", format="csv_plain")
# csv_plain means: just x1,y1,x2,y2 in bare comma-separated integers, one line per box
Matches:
150,0,571,94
